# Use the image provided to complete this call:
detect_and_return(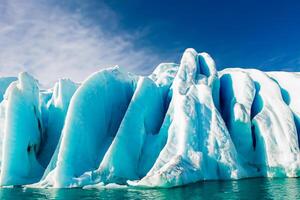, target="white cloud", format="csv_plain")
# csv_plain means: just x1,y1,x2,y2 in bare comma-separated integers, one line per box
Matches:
0,0,160,87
